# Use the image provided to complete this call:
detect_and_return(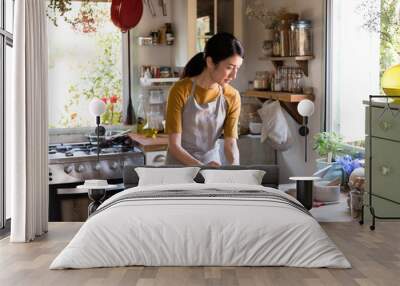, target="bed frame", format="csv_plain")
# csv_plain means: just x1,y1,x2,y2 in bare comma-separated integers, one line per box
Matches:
122,165,279,189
